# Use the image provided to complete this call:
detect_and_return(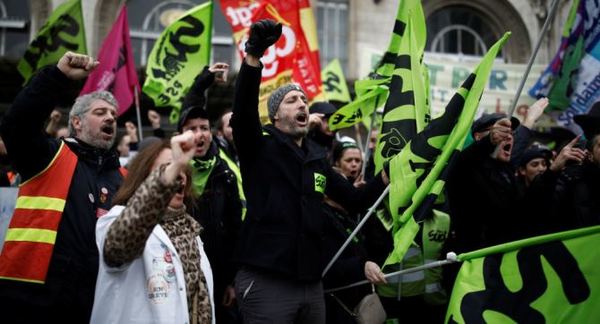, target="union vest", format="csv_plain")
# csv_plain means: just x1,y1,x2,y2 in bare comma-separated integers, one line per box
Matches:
0,142,78,283
378,209,450,304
